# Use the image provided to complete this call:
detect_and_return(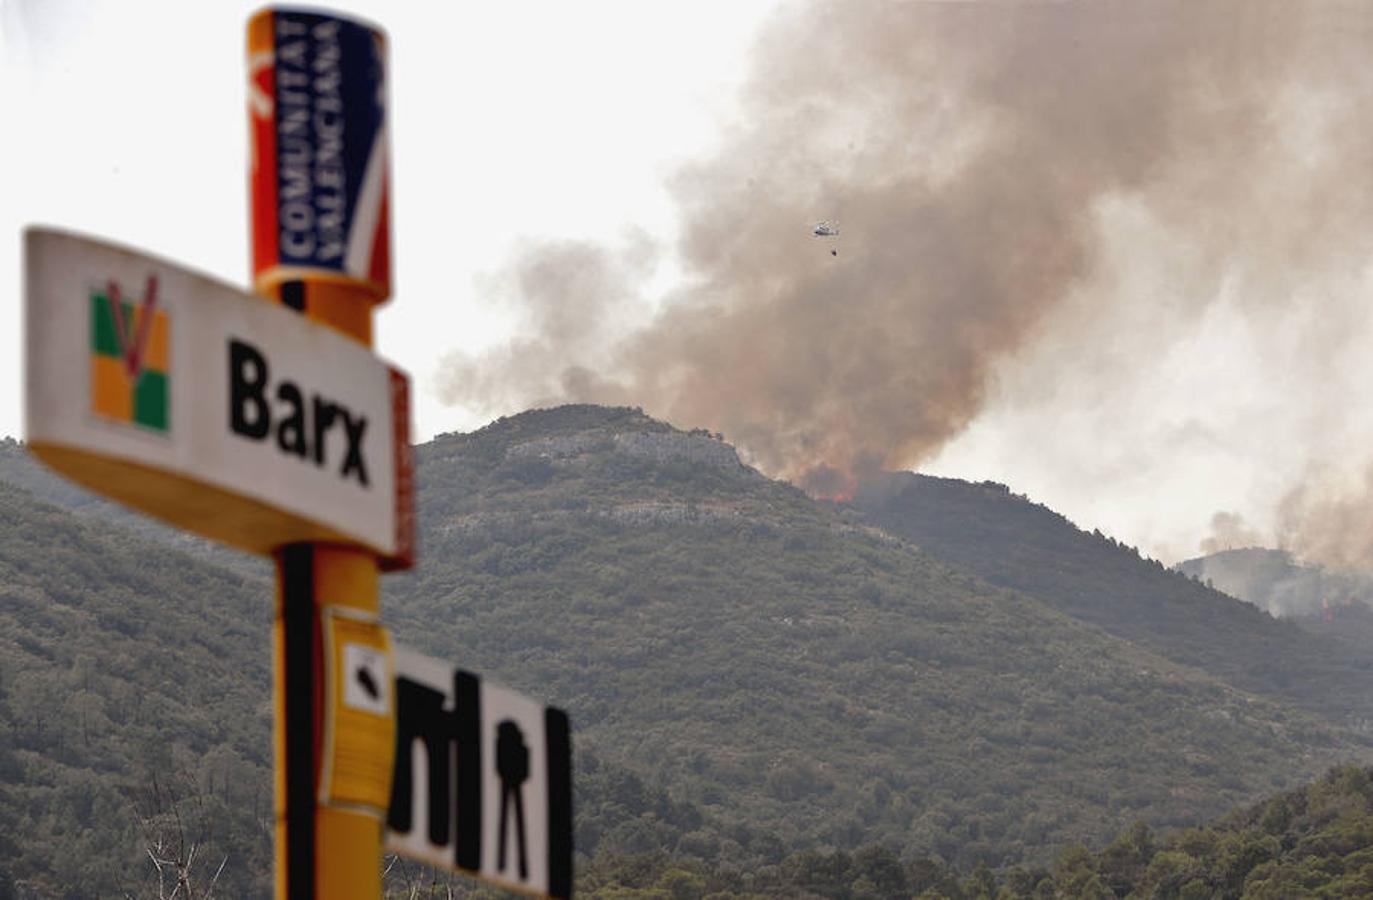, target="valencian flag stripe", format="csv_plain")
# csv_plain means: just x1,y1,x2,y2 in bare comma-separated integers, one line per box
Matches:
89,280,169,432
249,8,391,301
